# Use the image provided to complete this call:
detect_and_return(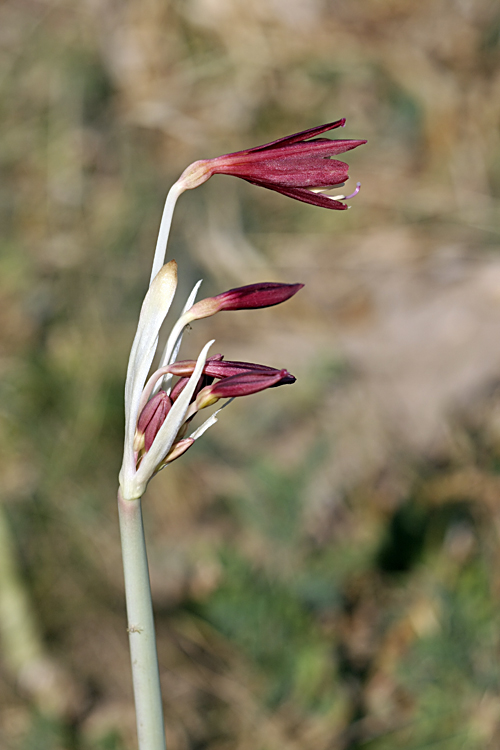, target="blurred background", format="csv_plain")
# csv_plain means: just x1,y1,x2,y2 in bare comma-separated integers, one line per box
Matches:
1,0,500,747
